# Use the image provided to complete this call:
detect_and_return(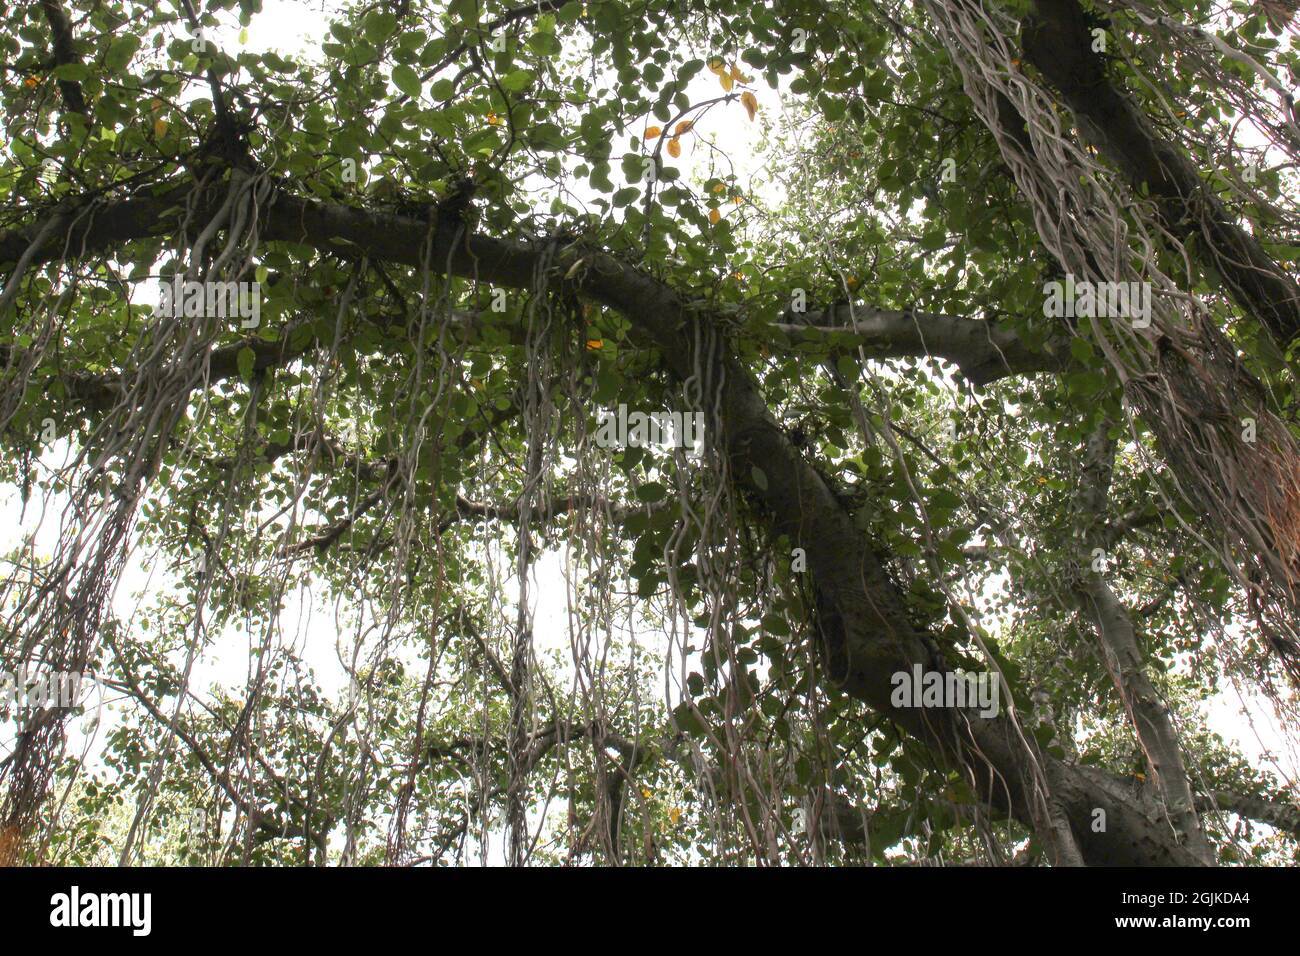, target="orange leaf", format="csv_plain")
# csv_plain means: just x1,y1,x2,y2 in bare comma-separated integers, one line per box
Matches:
644,125,662,139
740,91,757,121
666,137,681,158
674,120,693,136
24,76,40,89
711,183,726,193
708,208,721,224
586,338,603,350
